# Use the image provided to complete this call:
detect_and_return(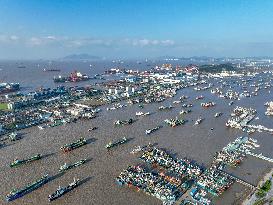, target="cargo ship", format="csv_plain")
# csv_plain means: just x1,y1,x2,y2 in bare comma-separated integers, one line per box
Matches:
10,154,41,167
59,159,86,172
54,71,90,83
105,137,128,149
60,138,87,152
6,174,49,201
0,83,20,94
48,178,79,201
